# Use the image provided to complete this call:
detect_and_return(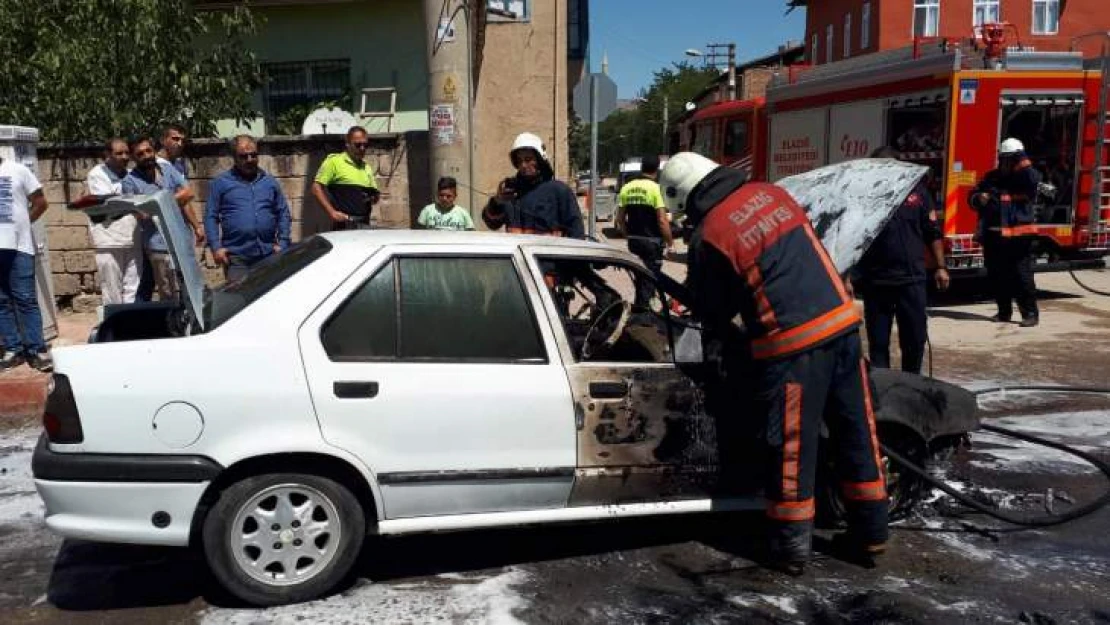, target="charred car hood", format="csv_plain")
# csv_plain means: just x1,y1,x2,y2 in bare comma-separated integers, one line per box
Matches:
776,158,928,274
77,191,206,330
